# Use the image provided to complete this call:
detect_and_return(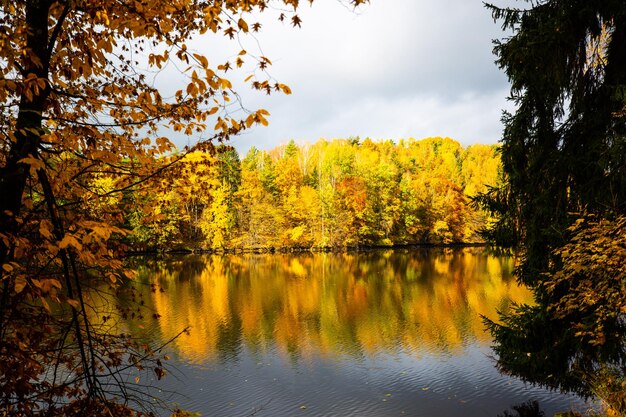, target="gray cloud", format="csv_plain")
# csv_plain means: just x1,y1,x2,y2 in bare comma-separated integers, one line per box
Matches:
167,0,516,153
